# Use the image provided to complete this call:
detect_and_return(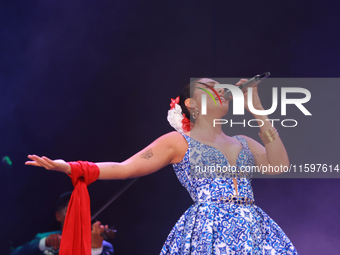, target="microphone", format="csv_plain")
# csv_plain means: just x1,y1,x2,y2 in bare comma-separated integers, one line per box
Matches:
224,72,270,101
